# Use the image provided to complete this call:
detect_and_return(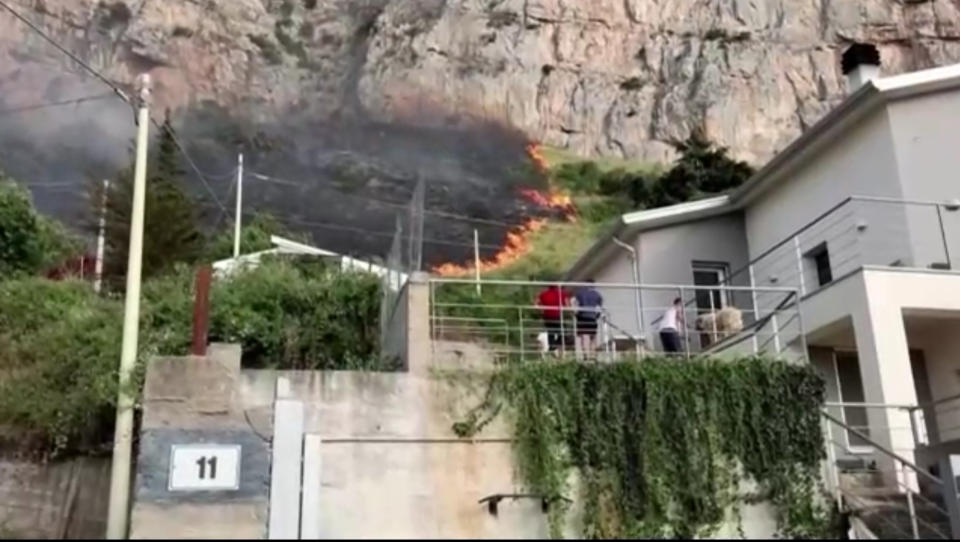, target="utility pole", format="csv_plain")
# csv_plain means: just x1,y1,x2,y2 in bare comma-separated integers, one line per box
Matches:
474,229,482,296
233,153,244,259
94,179,109,294
106,74,151,540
